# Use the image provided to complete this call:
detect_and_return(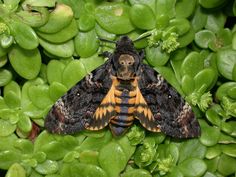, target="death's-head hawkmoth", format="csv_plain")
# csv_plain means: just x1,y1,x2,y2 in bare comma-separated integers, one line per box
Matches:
45,36,200,138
